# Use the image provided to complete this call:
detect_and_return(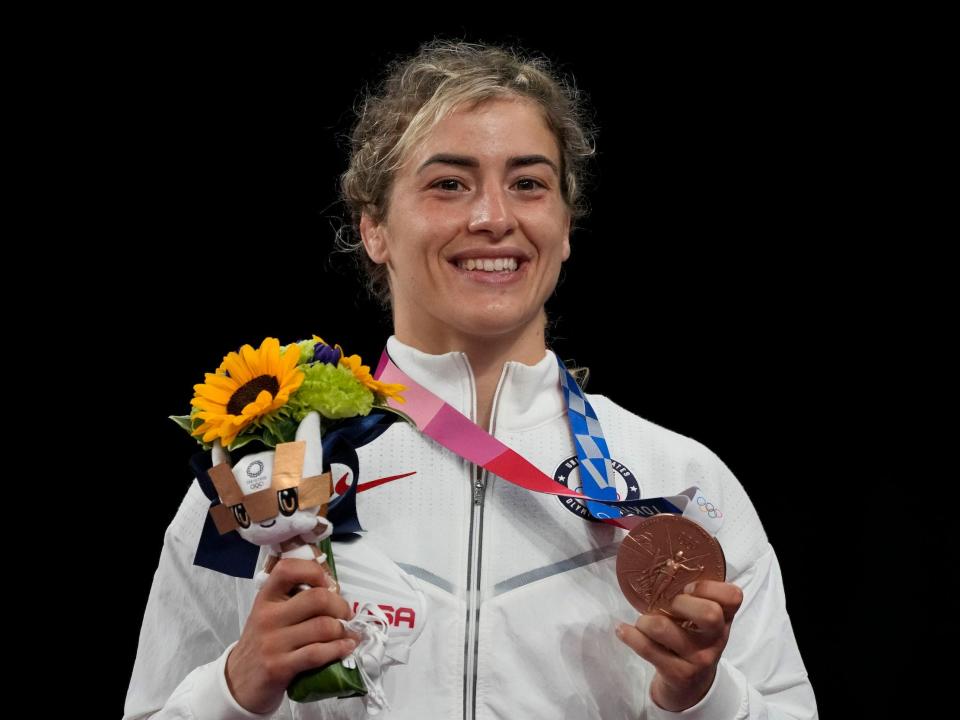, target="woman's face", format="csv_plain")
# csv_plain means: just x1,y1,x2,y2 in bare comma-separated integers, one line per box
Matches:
361,97,571,350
